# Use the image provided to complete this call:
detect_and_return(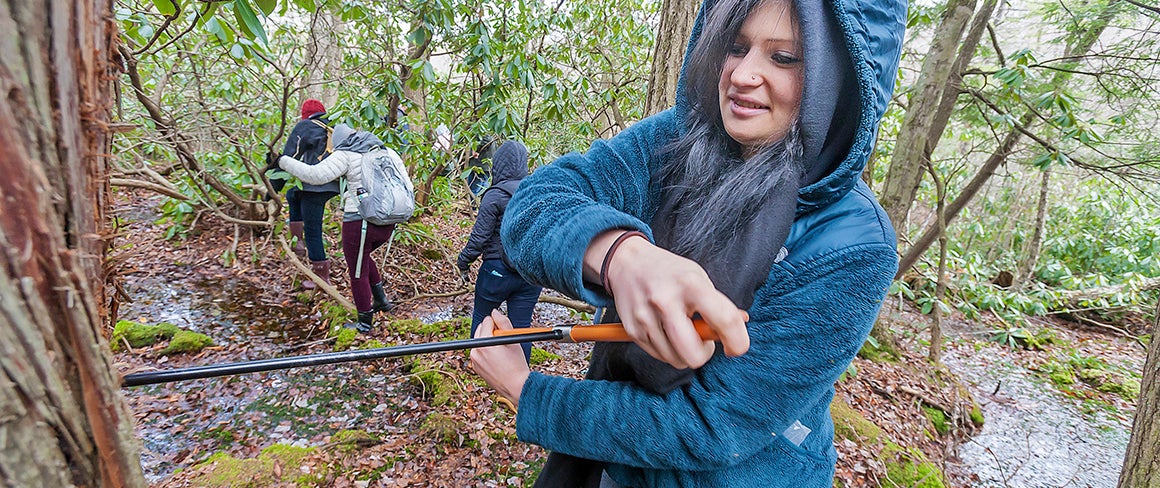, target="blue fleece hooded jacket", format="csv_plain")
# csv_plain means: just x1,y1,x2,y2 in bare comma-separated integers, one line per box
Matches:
500,0,906,486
